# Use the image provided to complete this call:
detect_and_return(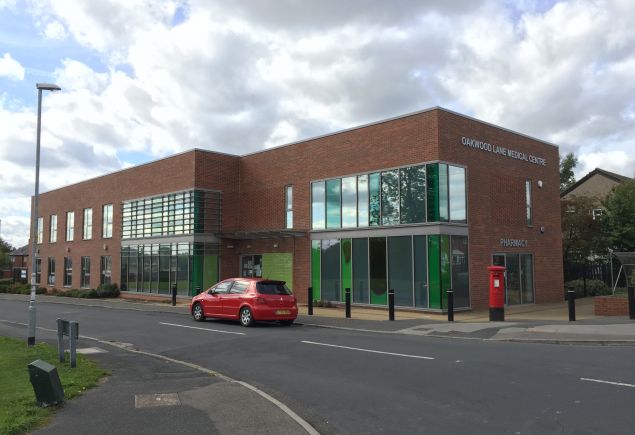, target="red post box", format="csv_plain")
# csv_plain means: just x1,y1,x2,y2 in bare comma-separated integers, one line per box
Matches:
488,265,506,321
